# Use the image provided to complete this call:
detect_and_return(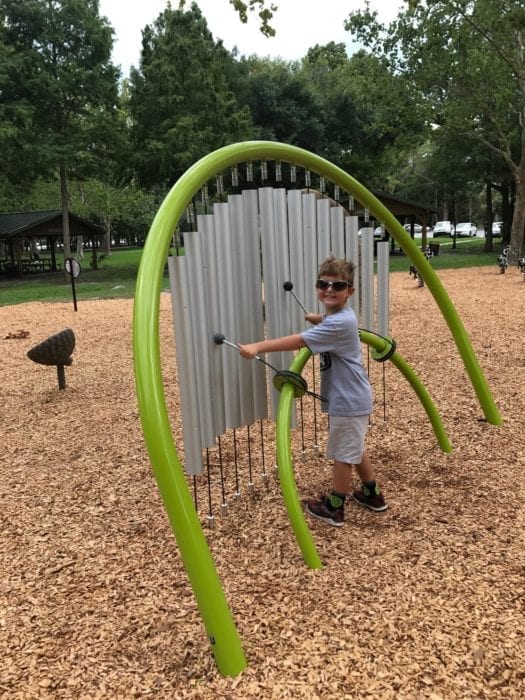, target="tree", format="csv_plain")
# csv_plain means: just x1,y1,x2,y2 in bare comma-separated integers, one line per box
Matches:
300,44,428,188
127,3,254,188
228,0,276,37
346,0,525,257
234,56,327,154
0,0,121,260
